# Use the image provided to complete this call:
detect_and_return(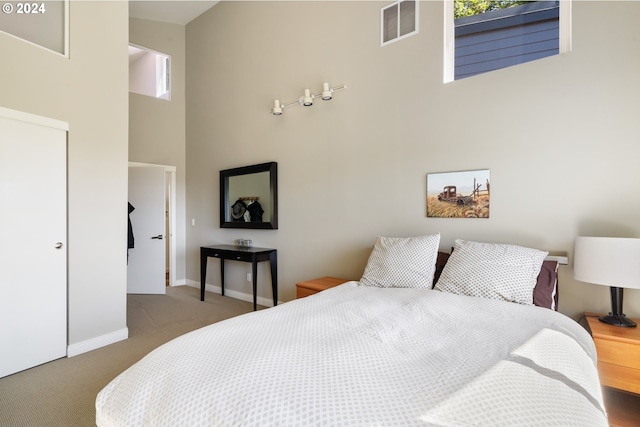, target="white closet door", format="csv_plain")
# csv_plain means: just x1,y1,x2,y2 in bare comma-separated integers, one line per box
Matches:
127,165,166,295
0,111,67,378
